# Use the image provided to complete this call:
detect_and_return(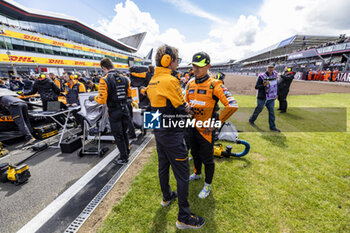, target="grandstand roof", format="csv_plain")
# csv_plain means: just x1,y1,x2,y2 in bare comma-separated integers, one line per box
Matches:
238,35,339,64
0,0,143,53
118,32,146,51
